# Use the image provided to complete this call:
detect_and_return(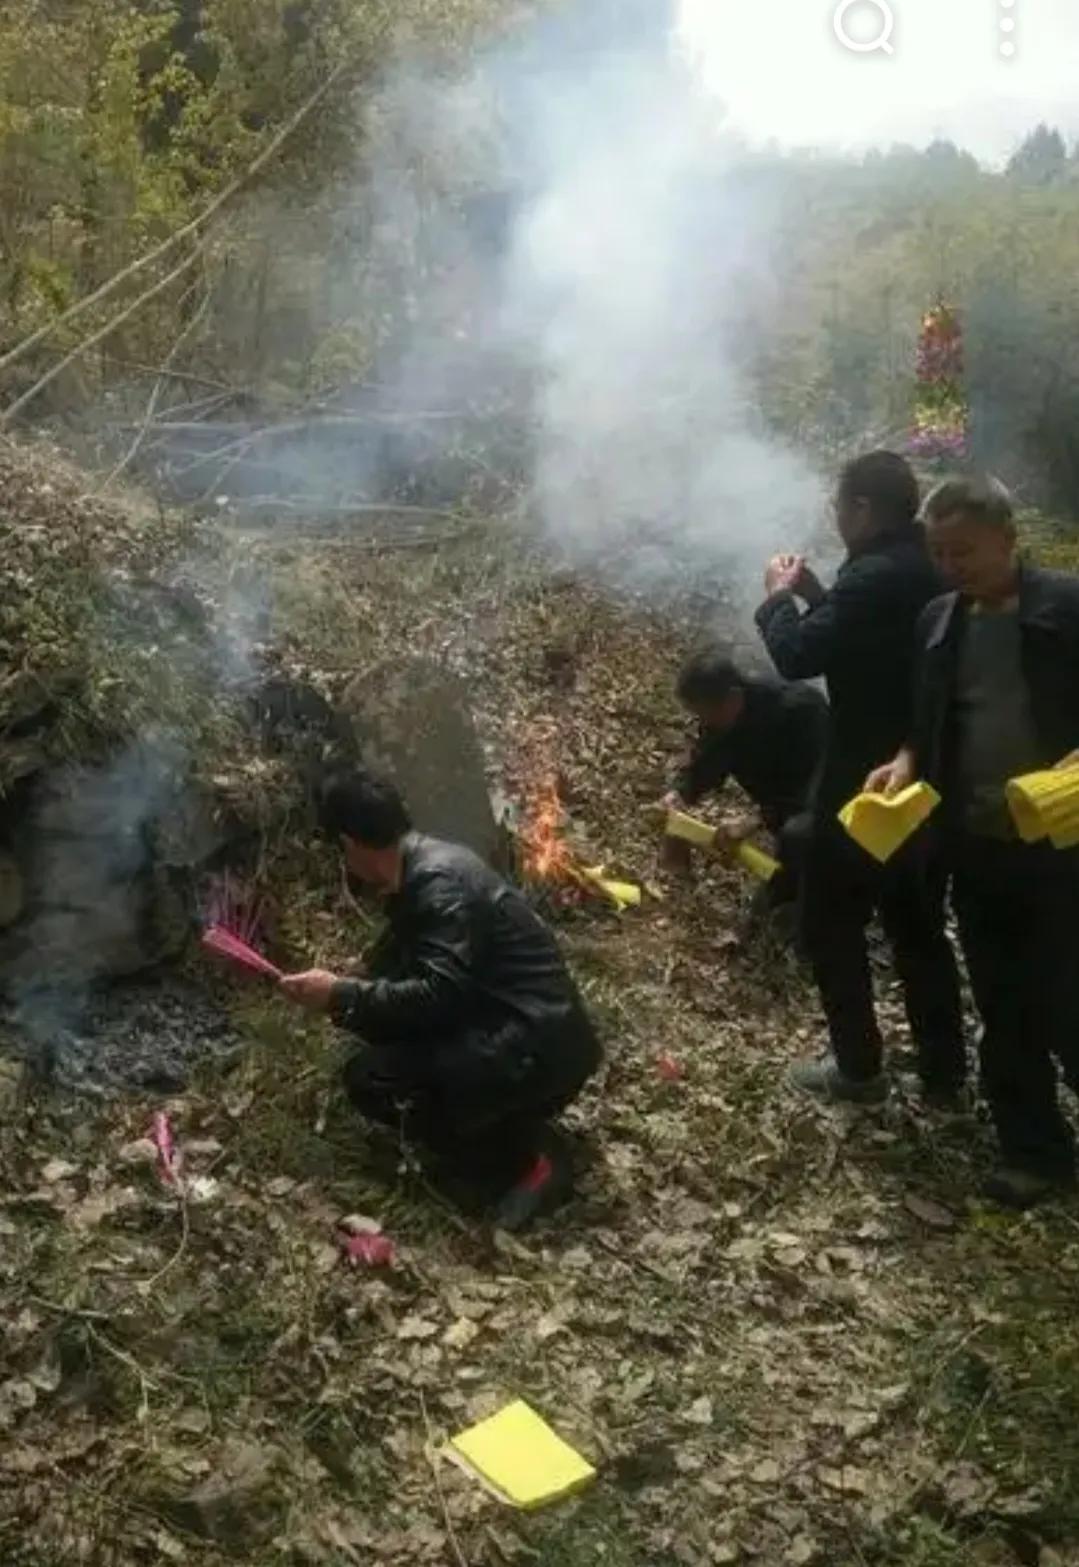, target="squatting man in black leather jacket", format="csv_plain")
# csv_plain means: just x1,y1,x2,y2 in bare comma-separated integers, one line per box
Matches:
279,771,602,1231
